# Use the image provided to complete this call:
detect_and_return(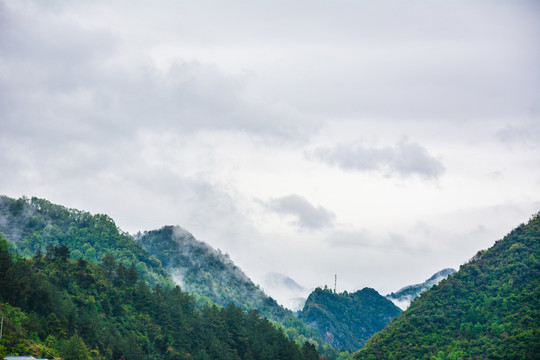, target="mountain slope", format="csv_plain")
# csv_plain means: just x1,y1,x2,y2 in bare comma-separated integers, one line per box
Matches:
0,195,171,286
0,235,317,360
353,213,540,360
0,196,333,357
386,268,456,309
299,287,402,351
136,225,266,309
136,226,337,355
